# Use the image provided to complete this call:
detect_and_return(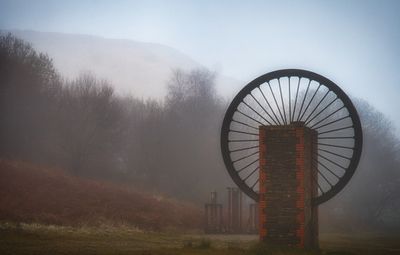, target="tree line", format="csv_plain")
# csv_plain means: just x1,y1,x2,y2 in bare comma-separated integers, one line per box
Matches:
0,33,230,202
1,33,399,232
